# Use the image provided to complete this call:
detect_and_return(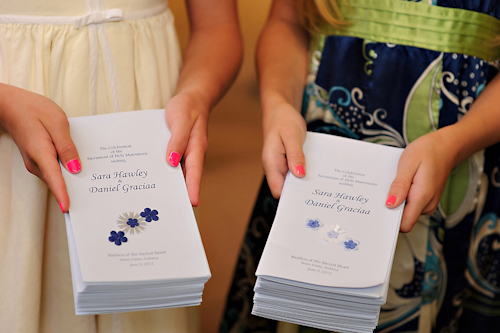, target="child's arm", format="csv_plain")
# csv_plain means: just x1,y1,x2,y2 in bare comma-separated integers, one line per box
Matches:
258,0,310,199
387,73,500,232
165,0,243,207
0,84,81,213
